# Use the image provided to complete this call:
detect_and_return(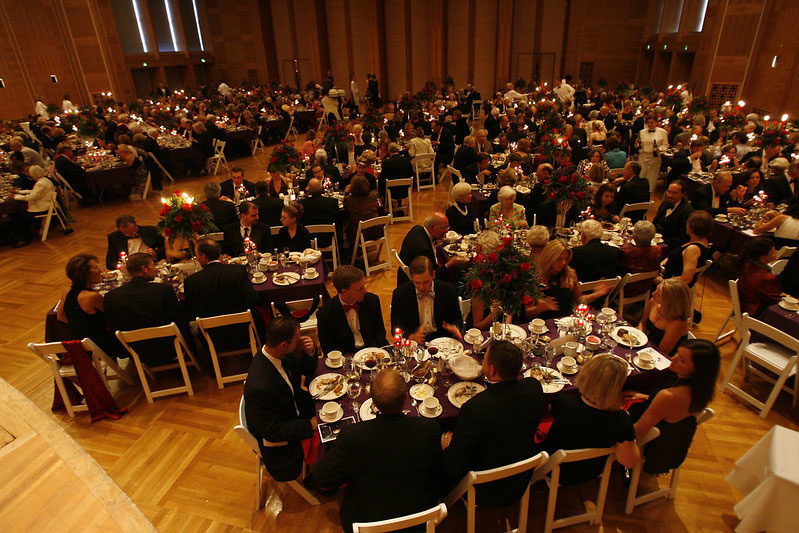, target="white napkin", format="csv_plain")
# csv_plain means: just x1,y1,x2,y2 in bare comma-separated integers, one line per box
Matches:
637,347,671,370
